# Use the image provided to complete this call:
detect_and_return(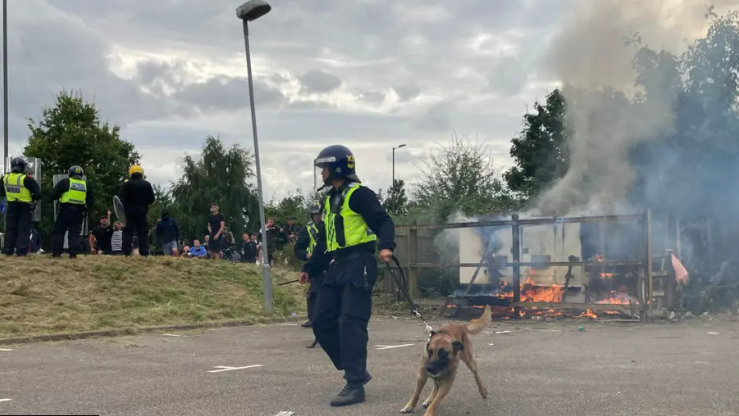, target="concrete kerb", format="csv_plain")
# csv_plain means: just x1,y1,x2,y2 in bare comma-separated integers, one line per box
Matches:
0,315,308,346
